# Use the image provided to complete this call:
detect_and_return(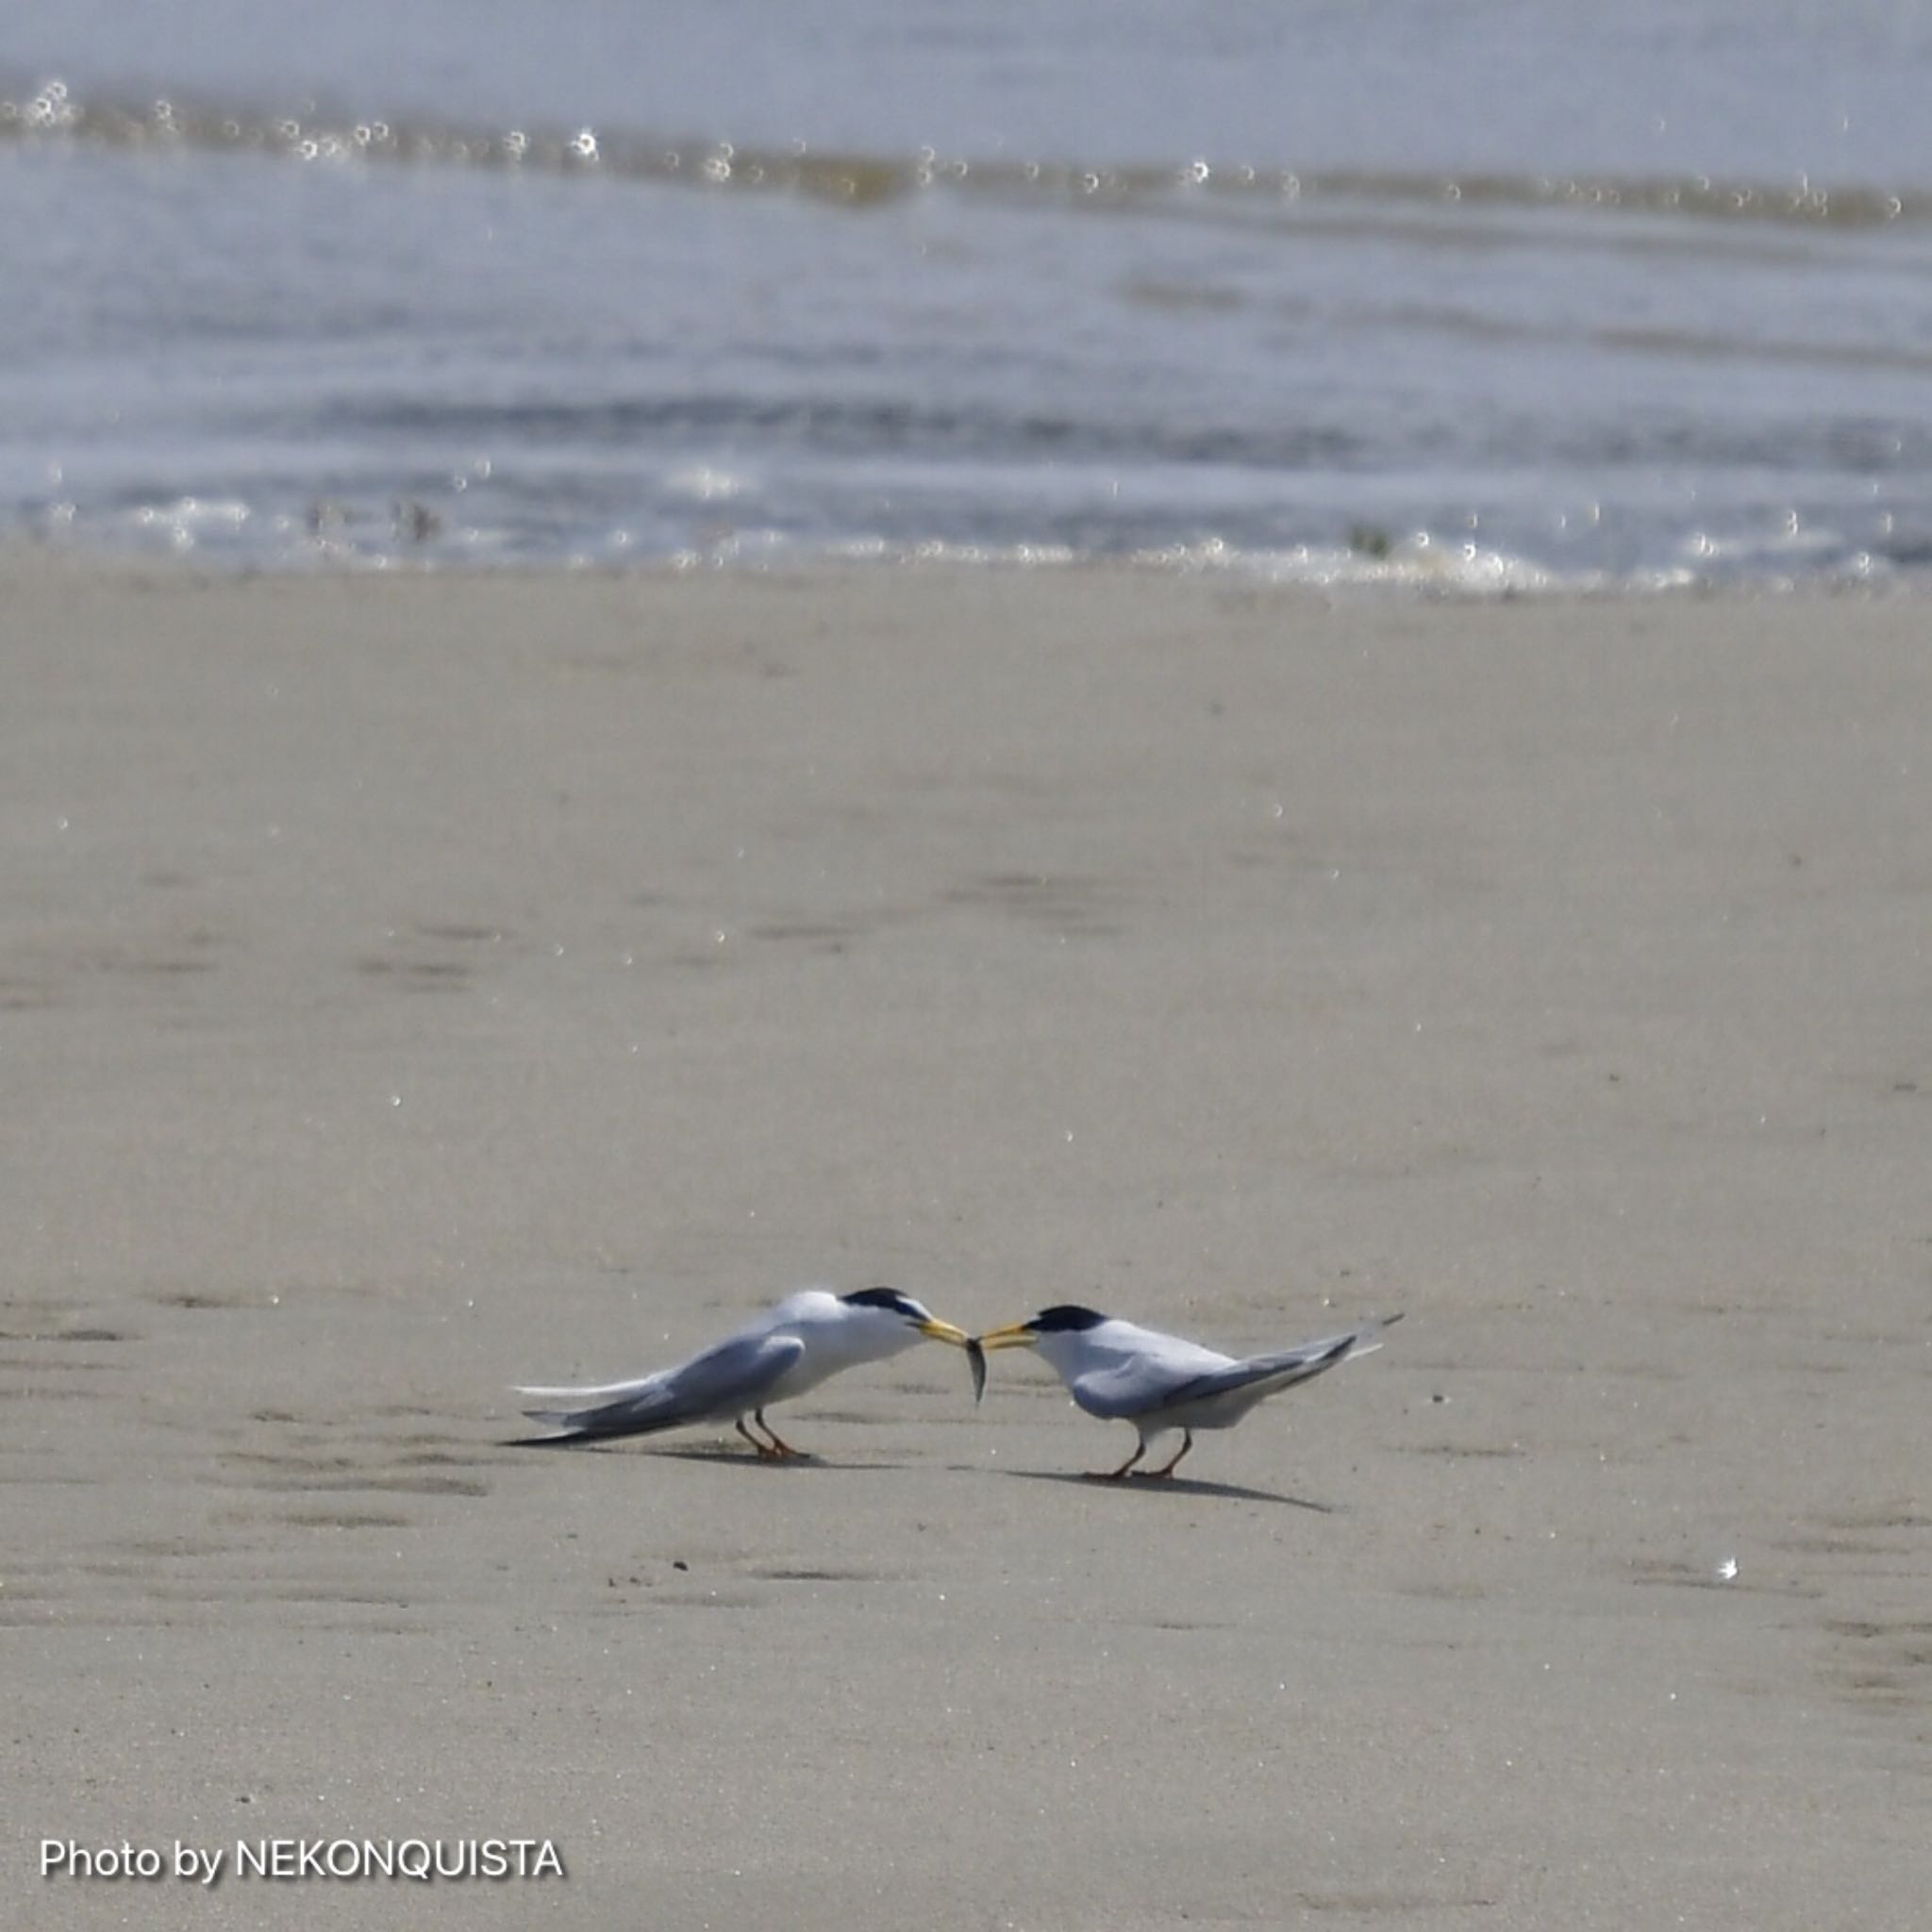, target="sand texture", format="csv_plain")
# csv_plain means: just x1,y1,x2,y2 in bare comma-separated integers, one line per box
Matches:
3,558,1928,1928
